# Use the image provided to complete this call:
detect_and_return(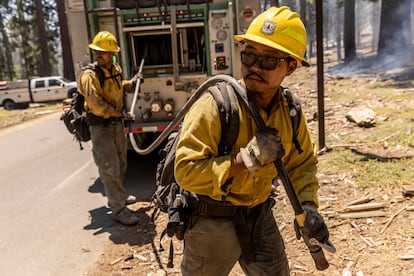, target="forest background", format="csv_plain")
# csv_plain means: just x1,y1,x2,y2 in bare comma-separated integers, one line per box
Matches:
0,0,412,82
